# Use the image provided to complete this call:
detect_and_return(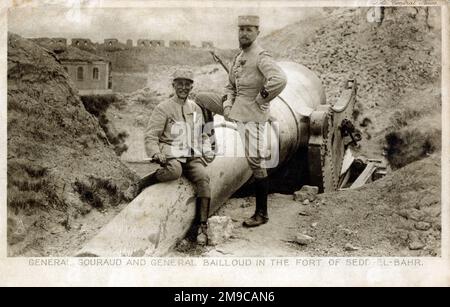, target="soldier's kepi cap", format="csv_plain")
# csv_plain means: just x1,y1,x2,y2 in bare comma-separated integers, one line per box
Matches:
172,68,194,82
238,15,260,27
